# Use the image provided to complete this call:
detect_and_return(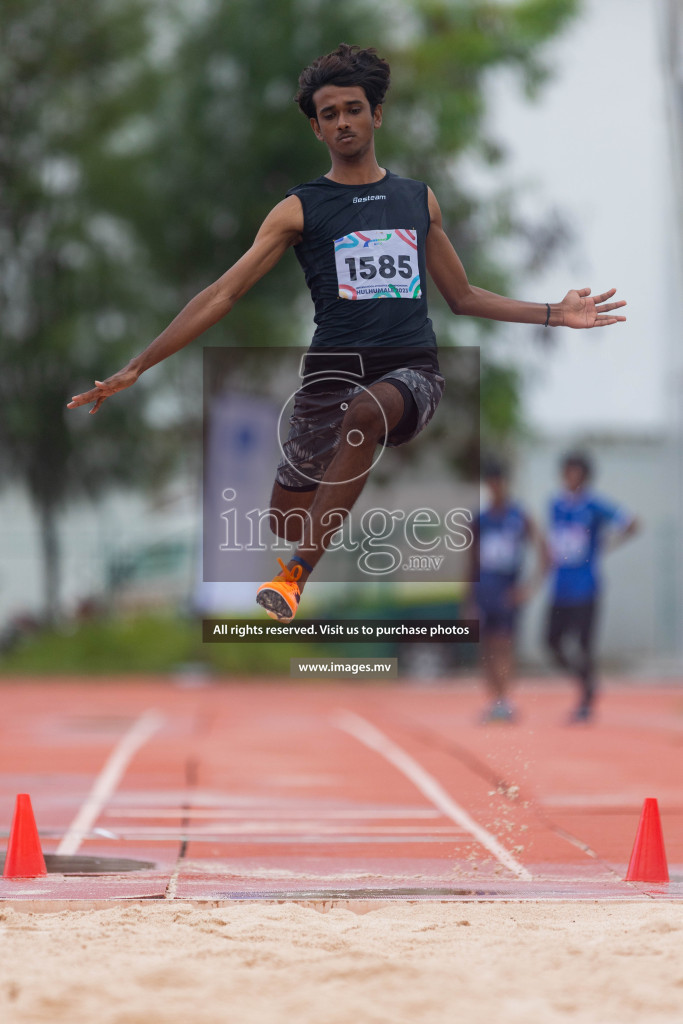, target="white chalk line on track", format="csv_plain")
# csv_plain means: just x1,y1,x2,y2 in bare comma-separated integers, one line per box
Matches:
56,709,163,856
106,807,442,819
335,710,532,881
99,824,464,835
